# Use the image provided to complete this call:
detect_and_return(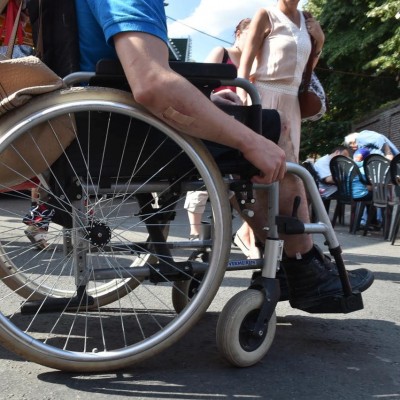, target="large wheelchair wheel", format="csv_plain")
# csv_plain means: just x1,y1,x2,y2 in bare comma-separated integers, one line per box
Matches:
0,87,231,371
216,289,276,367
